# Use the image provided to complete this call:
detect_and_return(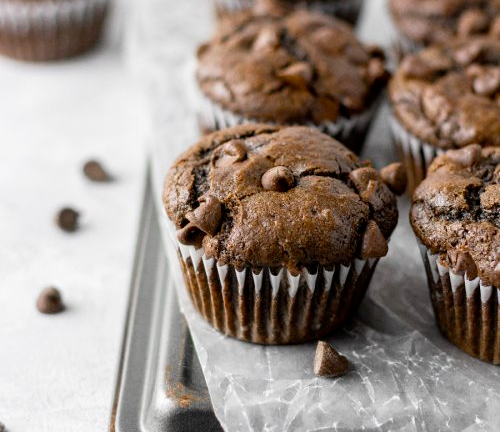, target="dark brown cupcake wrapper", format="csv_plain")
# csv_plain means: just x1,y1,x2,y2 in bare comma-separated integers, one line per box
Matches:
166,220,379,344
214,0,363,24
197,89,381,154
0,0,108,61
389,114,445,195
417,240,500,365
